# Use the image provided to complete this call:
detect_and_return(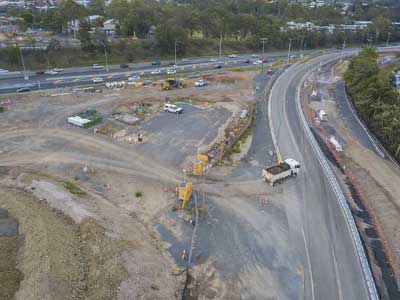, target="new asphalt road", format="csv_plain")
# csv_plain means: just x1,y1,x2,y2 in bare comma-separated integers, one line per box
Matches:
269,52,377,300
